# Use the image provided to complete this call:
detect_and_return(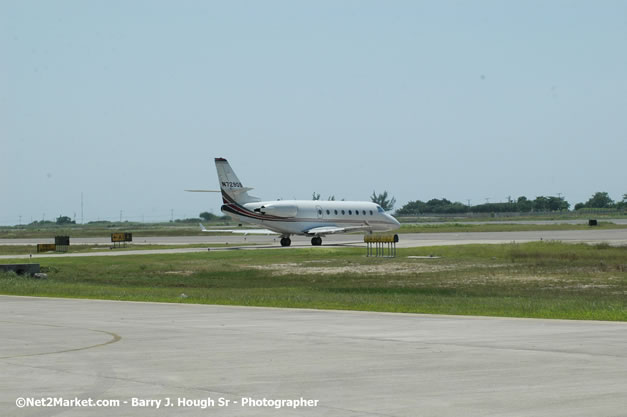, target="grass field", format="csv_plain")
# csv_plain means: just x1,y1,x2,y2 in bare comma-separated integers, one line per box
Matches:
0,243,253,256
0,222,233,239
398,222,627,233
1,242,625,321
